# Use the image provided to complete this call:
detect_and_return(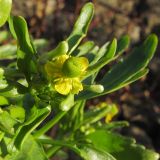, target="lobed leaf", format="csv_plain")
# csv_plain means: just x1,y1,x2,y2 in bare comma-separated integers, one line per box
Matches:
6,136,48,160
14,106,51,149
90,42,109,65
82,104,113,125
39,41,68,63
79,146,116,160
66,3,94,54
0,109,16,134
11,16,37,79
86,130,160,160
86,39,117,77
73,41,95,56
115,35,130,56
78,34,158,100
